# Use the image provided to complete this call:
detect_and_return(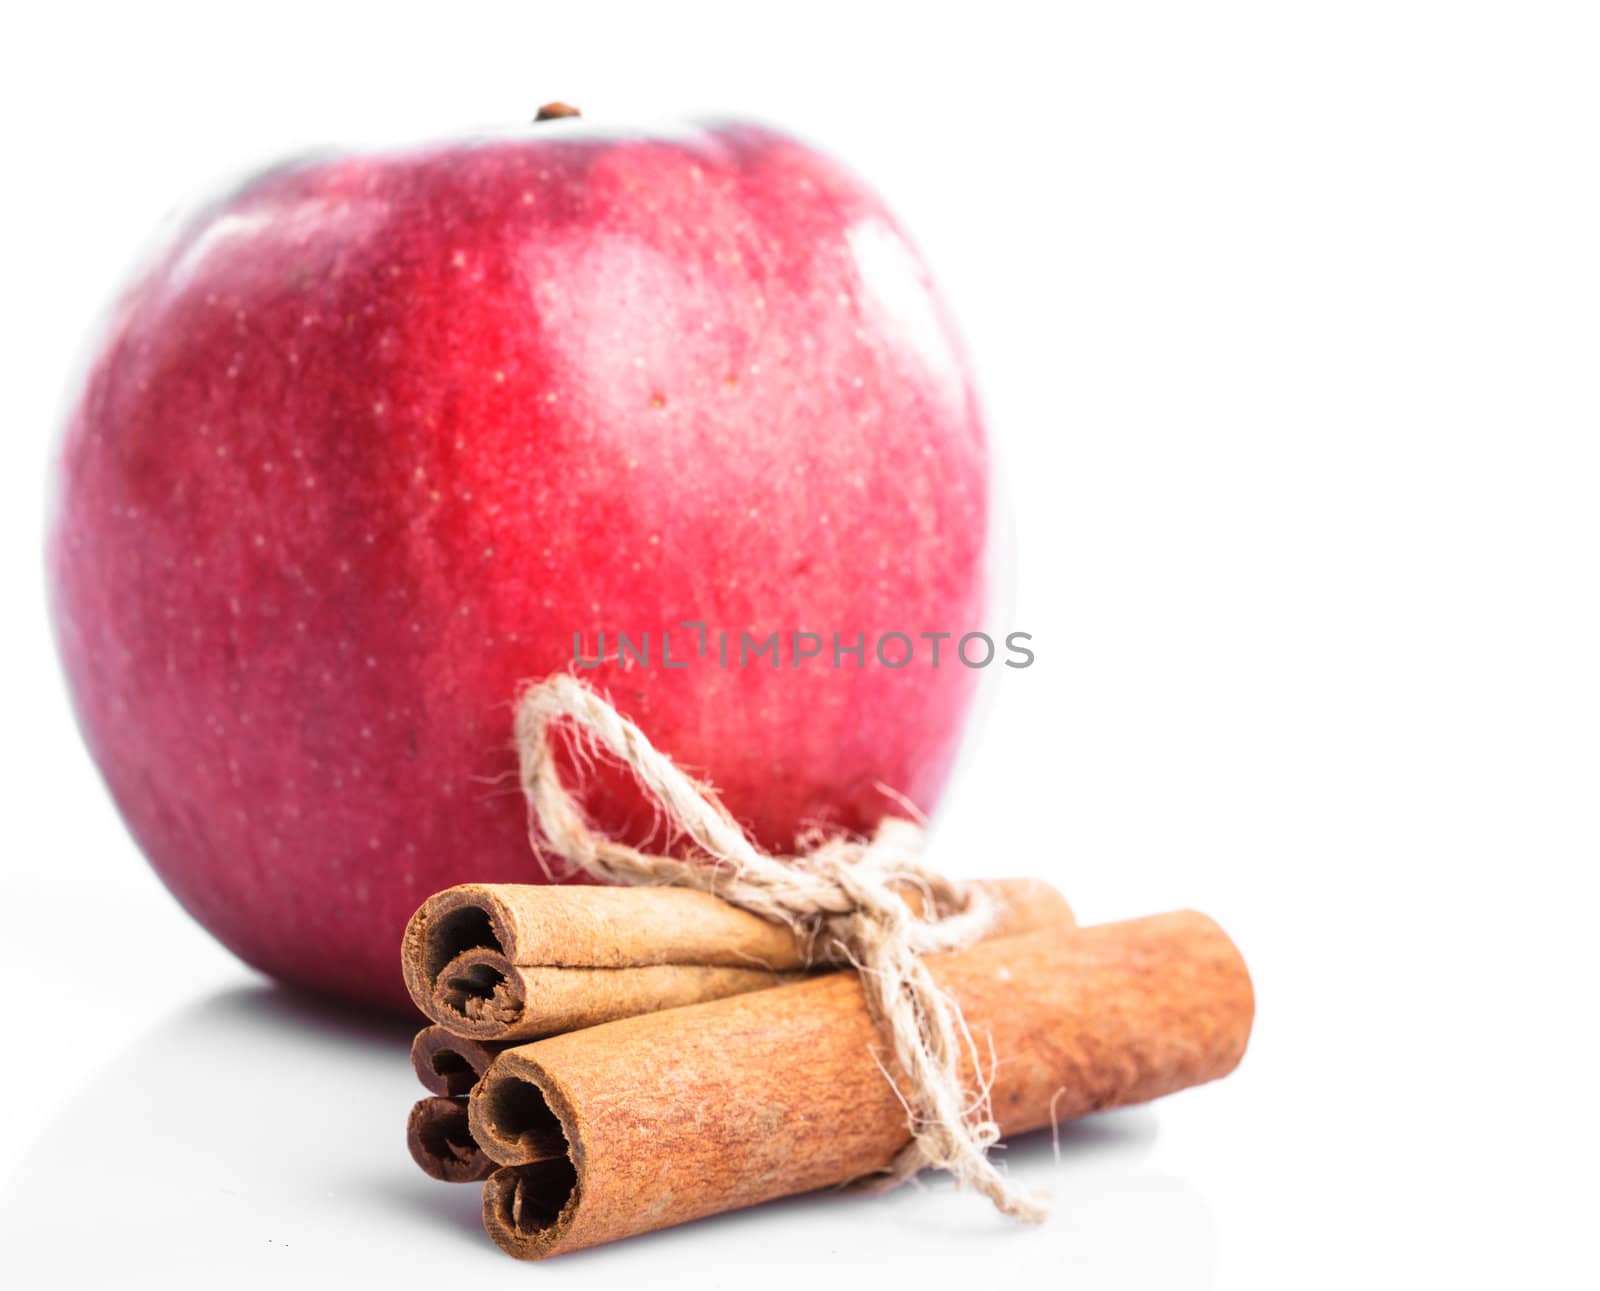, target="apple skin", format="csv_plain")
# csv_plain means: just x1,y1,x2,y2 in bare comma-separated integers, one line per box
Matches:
47,118,989,1013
